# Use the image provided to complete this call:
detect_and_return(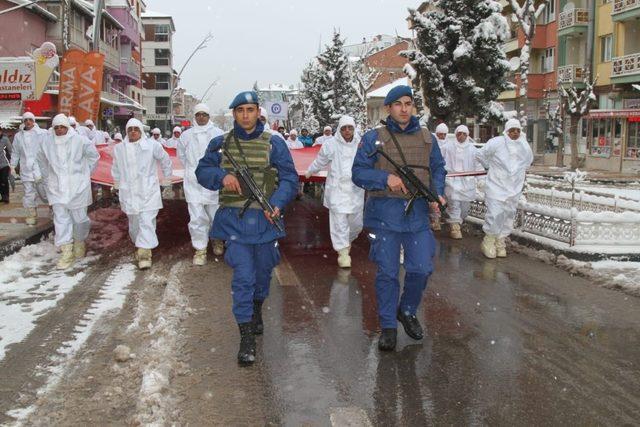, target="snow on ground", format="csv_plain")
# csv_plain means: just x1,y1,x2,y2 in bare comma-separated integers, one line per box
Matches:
0,239,97,361
6,262,137,423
